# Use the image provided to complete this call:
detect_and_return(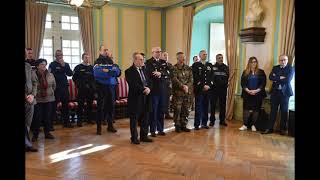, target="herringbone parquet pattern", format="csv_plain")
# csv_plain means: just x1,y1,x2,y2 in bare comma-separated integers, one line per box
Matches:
26,114,294,180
